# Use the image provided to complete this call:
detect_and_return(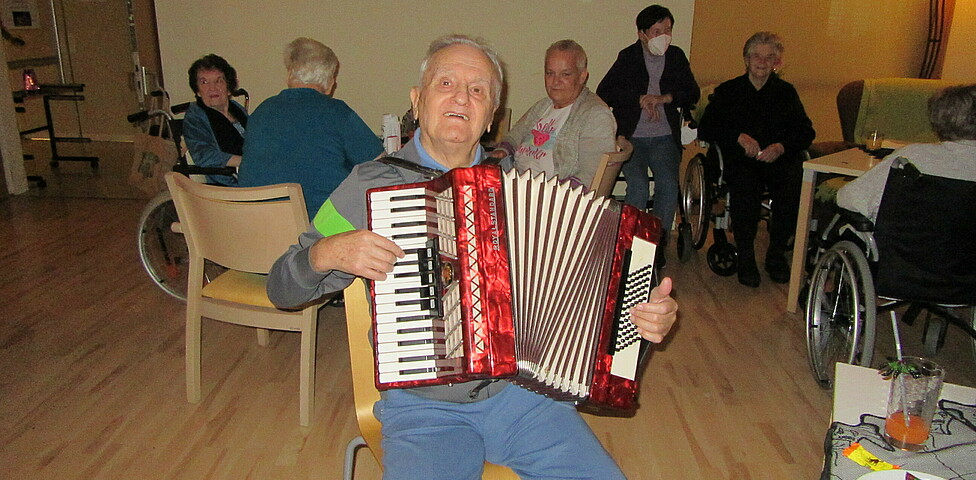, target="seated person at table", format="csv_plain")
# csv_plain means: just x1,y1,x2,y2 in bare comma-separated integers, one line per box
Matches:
238,37,383,220
837,83,976,222
266,34,678,480
489,40,616,187
698,32,815,288
183,54,248,186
